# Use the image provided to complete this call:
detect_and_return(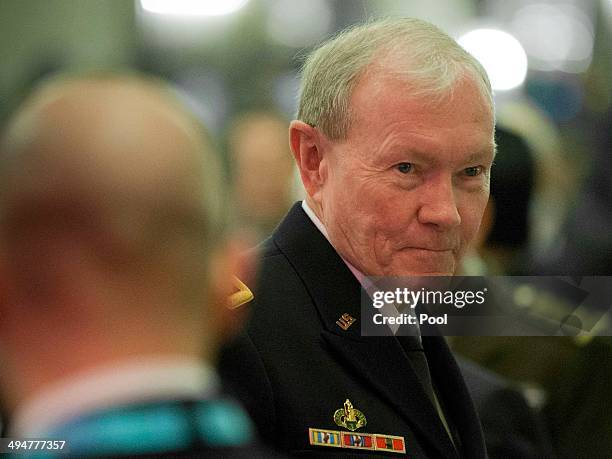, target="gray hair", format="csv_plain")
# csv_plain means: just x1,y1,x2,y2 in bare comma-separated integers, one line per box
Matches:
297,17,493,140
